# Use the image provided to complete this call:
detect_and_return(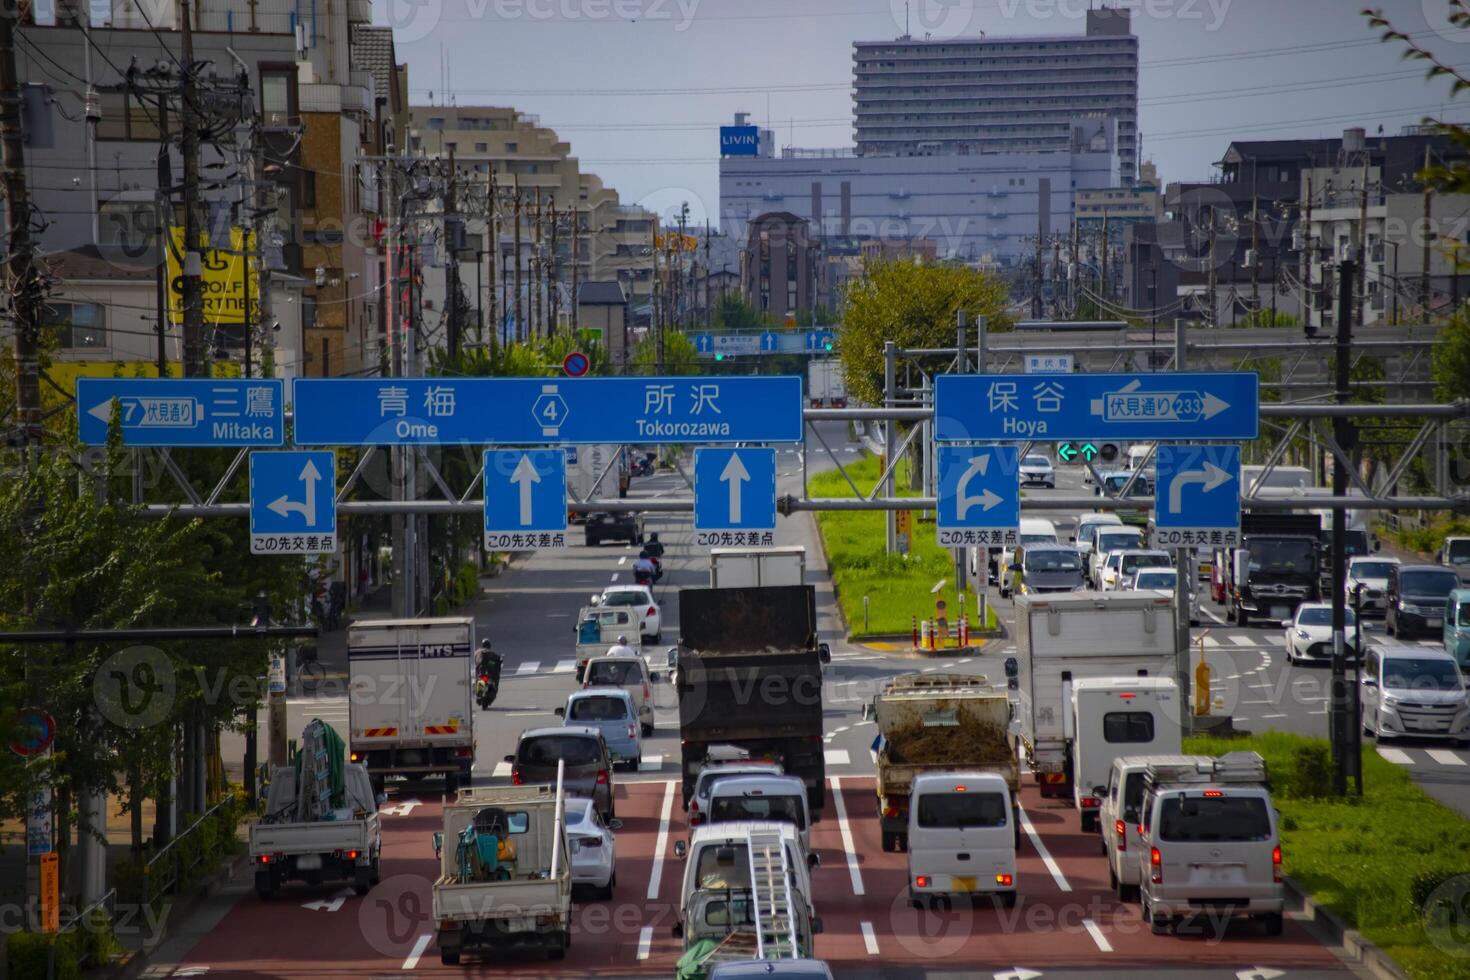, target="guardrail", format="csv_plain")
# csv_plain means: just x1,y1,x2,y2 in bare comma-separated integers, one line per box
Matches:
142,796,236,907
